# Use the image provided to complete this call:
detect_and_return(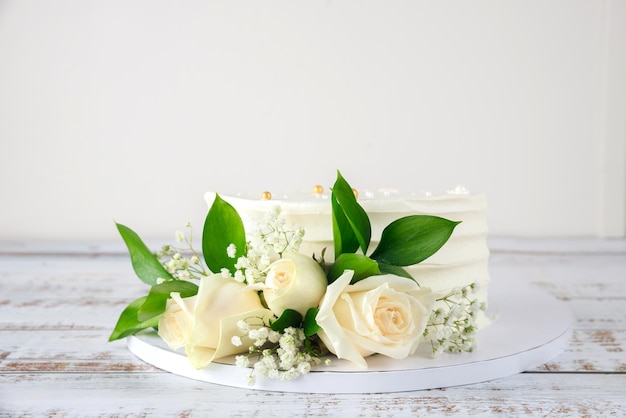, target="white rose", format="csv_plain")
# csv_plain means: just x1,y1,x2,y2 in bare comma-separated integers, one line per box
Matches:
159,274,272,369
263,252,327,317
316,271,435,368
158,292,195,350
